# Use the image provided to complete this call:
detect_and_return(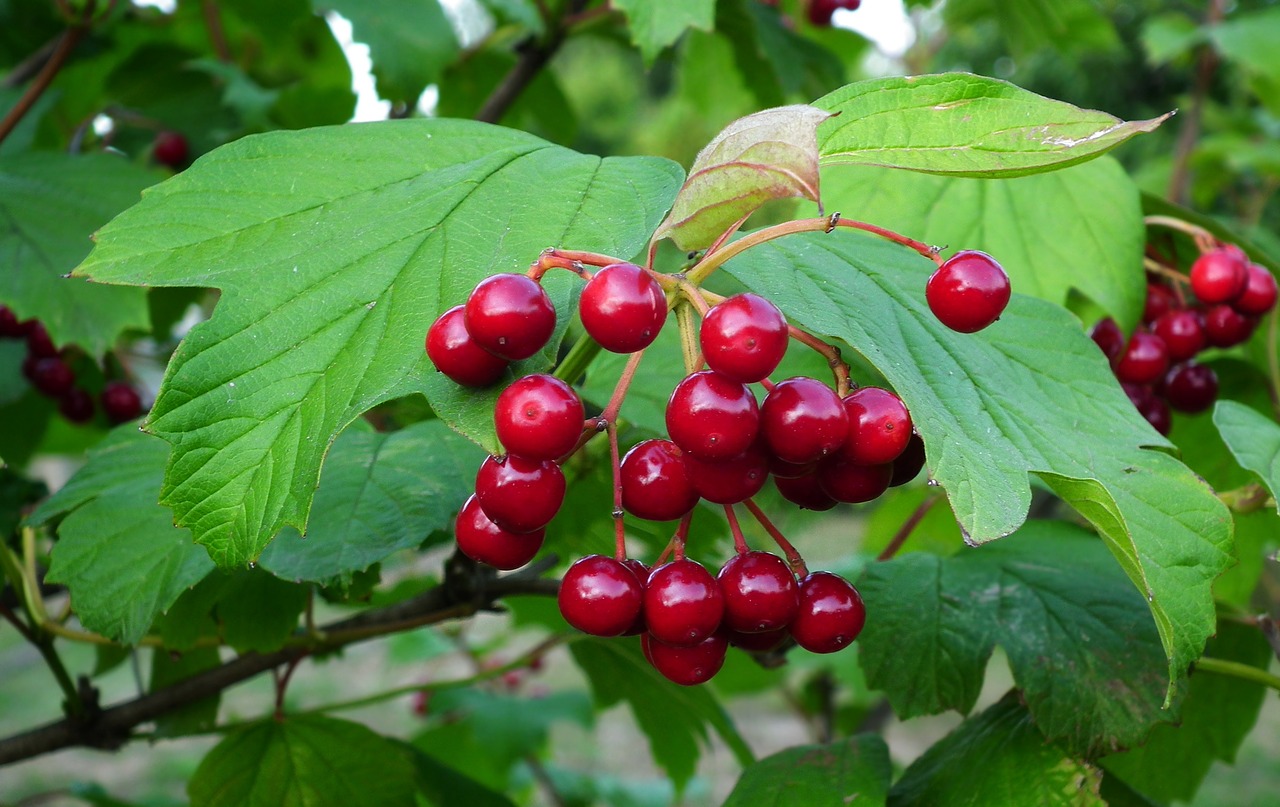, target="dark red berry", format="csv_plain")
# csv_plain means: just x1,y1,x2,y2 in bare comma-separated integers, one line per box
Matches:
642,632,728,686
1113,332,1170,385
760,377,848,464
28,357,75,397
0,306,22,338
1121,382,1155,411
454,494,544,570
620,439,700,521
718,551,799,633
1151,310,1205,362
1163,363,1218,414
1139,395,1171,436
1233,264,1277,315
426,305,509,387
464,274,557,361
768,455,816,479
25,322,56,358
1089,317,1124,361
665,370,760,461
1202,304,1256,348
817,458,892,504
807,0,859,26
58,388,95,423
578,263,668,353
774,472,838,511
889,432,926,487
474,454,565,534
700,293,790,383
1190,247,1248,304
683,445,769,504
494,374,584,460
558,555,644,637
644,559,724,647
791,572,865,654
925,250,1011,333
100,381,143,423
153,130,190,169
1142,283,1178,324
723,625,790,653
839,387,913,466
